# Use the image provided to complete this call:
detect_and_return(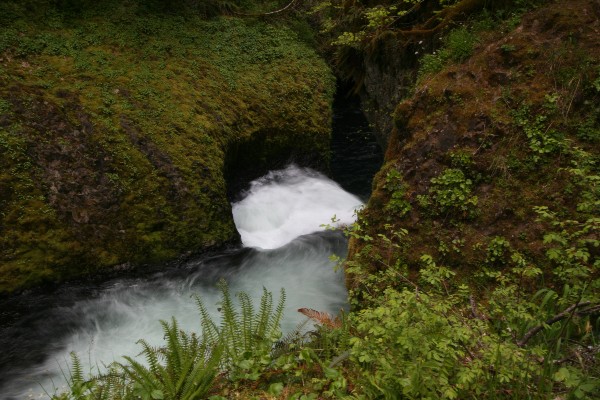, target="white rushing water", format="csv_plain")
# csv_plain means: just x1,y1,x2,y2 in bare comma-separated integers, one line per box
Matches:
233,165,362,249
1,165,362,399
